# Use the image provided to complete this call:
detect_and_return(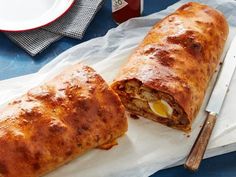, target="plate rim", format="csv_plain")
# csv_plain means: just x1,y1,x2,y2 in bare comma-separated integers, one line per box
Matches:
0,0,76,32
